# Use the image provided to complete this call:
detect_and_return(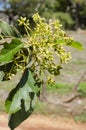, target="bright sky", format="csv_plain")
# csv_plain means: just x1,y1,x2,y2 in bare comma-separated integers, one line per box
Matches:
0,1,3,10
0,1,10,10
